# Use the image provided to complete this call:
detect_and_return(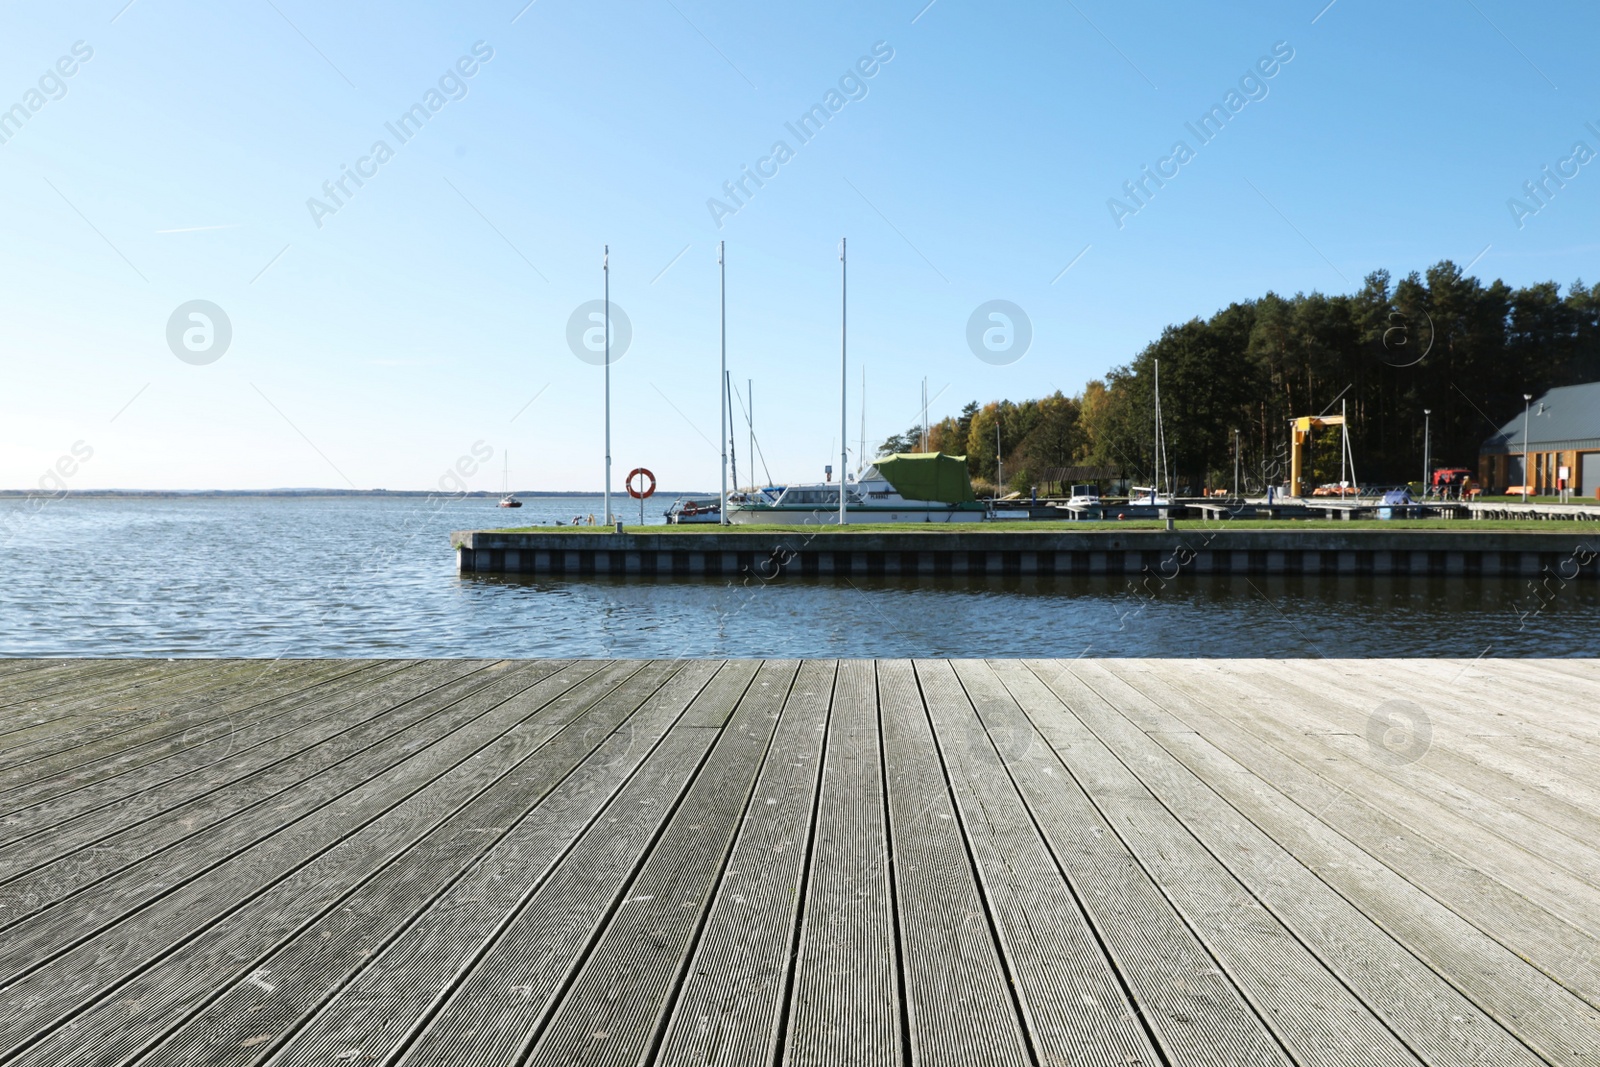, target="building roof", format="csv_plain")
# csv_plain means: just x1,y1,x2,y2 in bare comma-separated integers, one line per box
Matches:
1480,381,1600,454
